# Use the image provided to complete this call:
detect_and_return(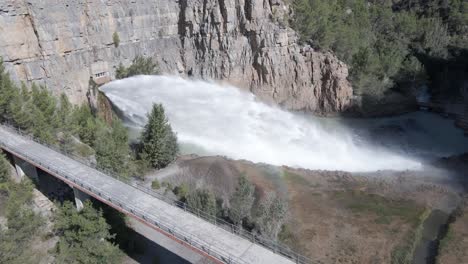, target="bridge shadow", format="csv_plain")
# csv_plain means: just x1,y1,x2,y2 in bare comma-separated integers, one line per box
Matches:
100,205,191,264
